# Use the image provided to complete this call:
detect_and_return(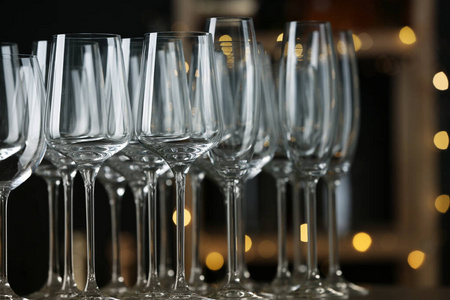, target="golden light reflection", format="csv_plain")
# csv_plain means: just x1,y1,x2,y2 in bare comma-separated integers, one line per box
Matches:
352,34,362,52
219,35,232,42
434,131,449,150
433,71,449,91
258,240,276,258
277,33,283,42
352,232,372,252
408,250,425,269
300,223,308,243
172,209,191,226
435,194,450,213
399,26,416,45
336,41,347,55
185,62,189,73
358,32,374,50
205,252,224,271
245,235,252,252
295,43,303,58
